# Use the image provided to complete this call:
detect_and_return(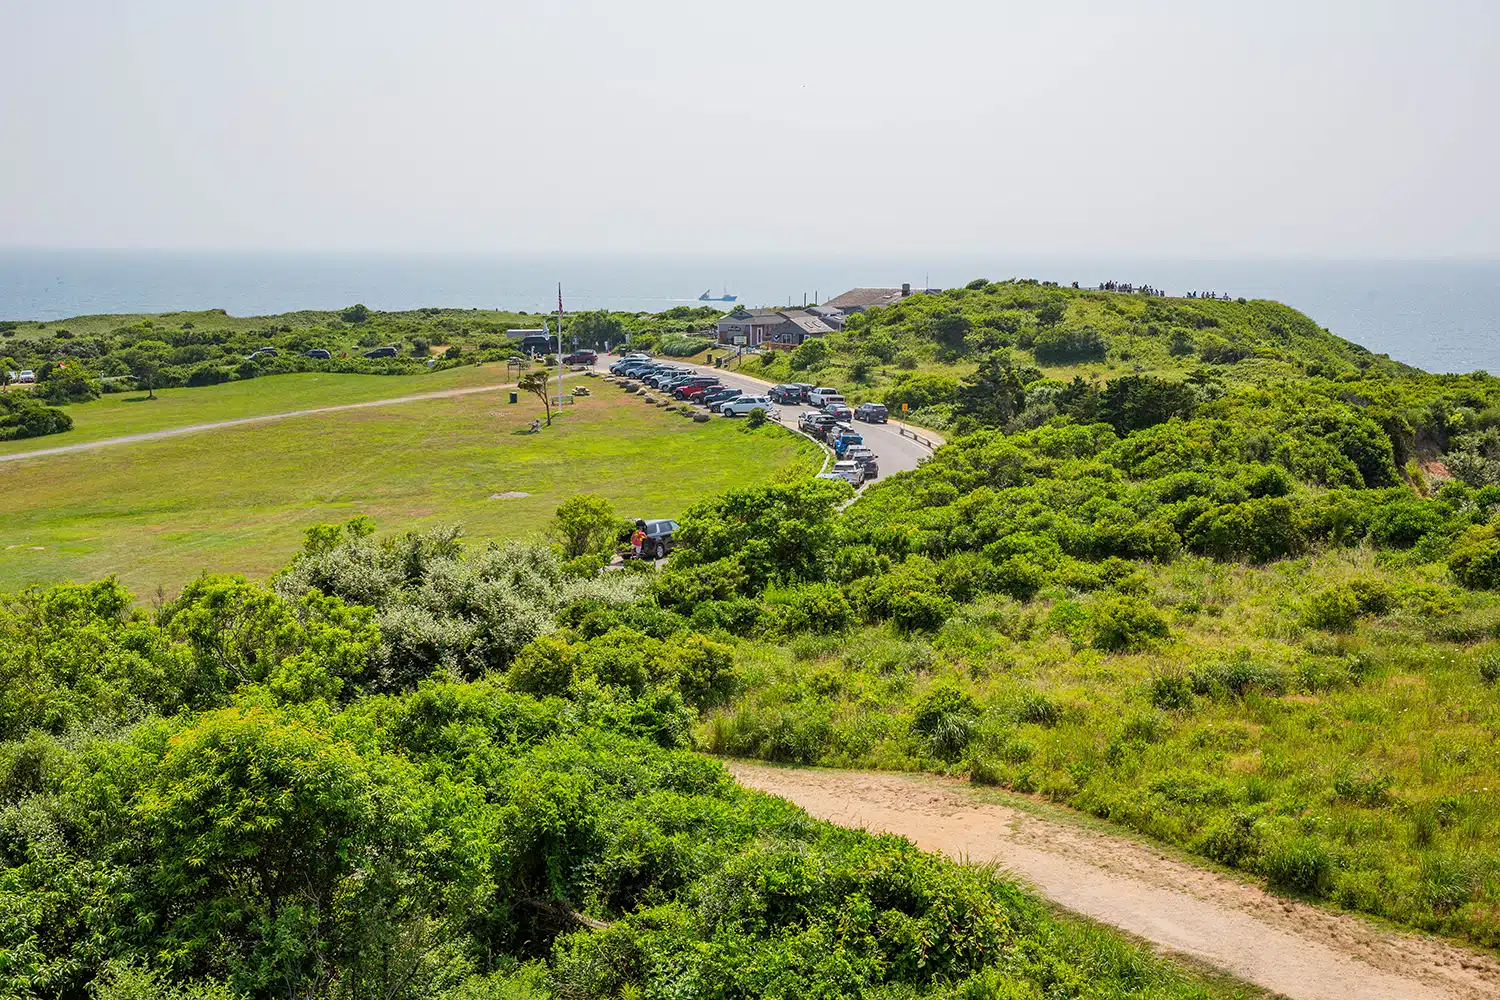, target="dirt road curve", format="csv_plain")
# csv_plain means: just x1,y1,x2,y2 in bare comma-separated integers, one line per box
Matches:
728,763,1500,1000
0,381,519,464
